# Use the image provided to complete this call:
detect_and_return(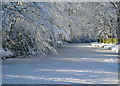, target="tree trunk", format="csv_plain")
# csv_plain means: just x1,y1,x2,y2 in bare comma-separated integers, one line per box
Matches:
117,2,120,44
